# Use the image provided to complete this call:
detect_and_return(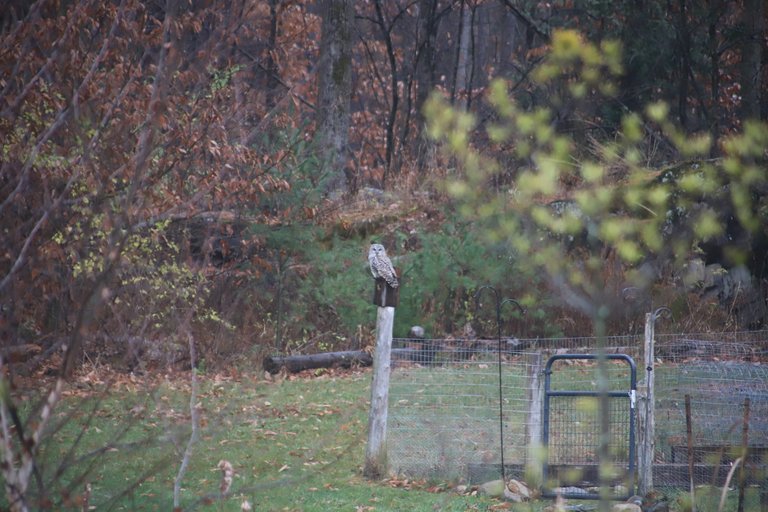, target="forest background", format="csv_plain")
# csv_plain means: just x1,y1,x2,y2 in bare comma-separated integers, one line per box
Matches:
2,1,768,510
2,0,768,374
